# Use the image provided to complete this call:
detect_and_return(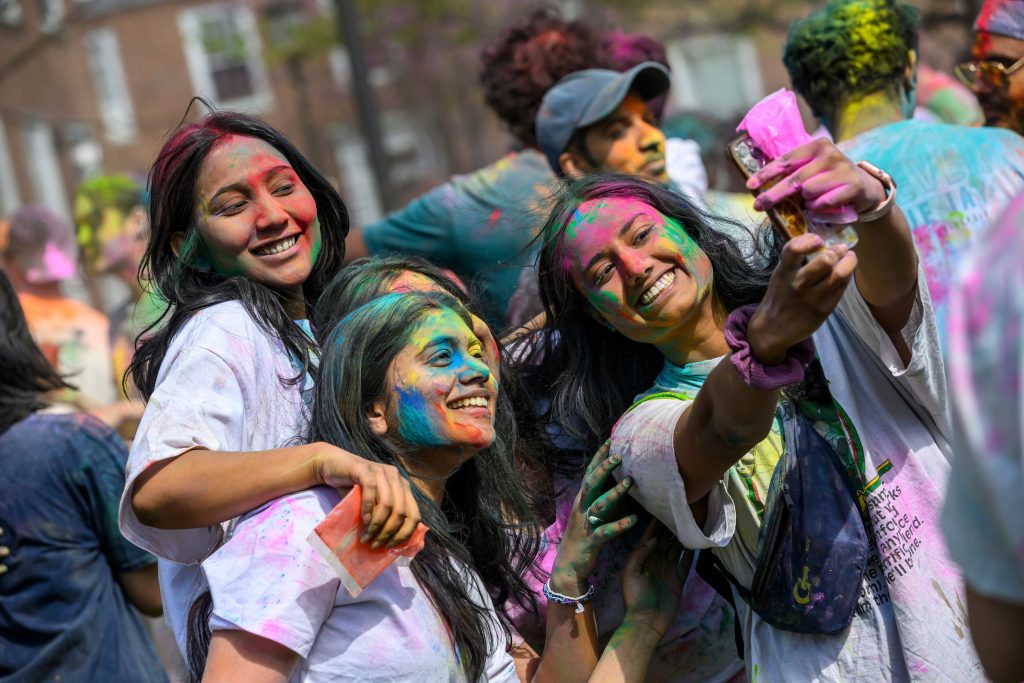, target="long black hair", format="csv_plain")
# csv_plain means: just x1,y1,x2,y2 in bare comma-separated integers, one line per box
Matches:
526,173,781,454
0,270,74,434
313,292,540,681
128,106,348,399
